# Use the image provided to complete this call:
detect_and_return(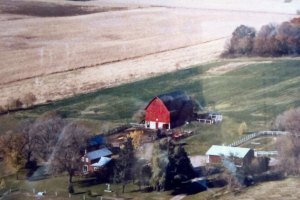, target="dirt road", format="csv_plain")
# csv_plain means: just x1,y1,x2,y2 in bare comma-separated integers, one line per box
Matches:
0,0,297,107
